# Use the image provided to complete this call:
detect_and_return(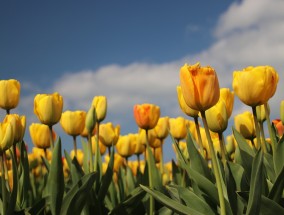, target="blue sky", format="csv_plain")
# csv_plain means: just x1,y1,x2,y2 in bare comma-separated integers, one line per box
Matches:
1,0,284,162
